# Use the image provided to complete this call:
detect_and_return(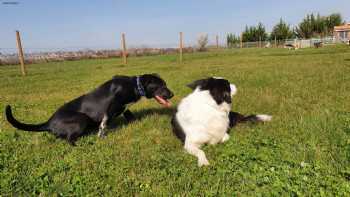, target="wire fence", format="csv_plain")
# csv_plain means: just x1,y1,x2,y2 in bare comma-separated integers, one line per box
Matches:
0,34,345,66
